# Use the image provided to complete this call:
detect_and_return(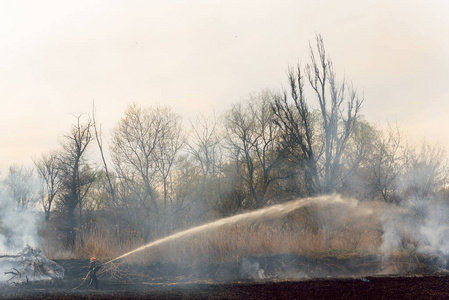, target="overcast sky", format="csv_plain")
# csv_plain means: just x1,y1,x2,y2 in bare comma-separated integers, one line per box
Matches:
1,0,448,168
